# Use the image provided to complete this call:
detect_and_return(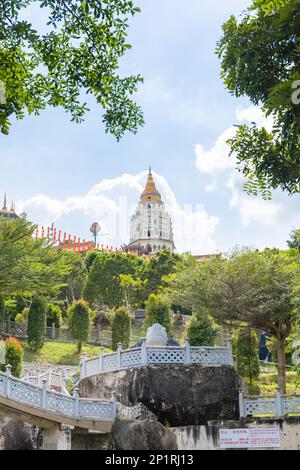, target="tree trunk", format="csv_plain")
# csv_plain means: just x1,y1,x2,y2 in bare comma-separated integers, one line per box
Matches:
77,341,82,354
277,338,287,394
